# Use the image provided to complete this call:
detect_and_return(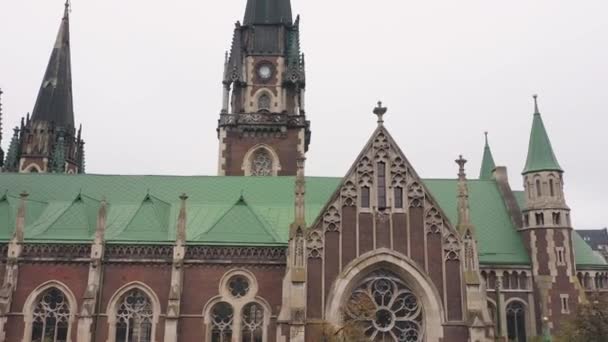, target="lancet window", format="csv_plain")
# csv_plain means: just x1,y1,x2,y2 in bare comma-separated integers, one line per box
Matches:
115,289,154,342
506,301,527,342
30,287,71,342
